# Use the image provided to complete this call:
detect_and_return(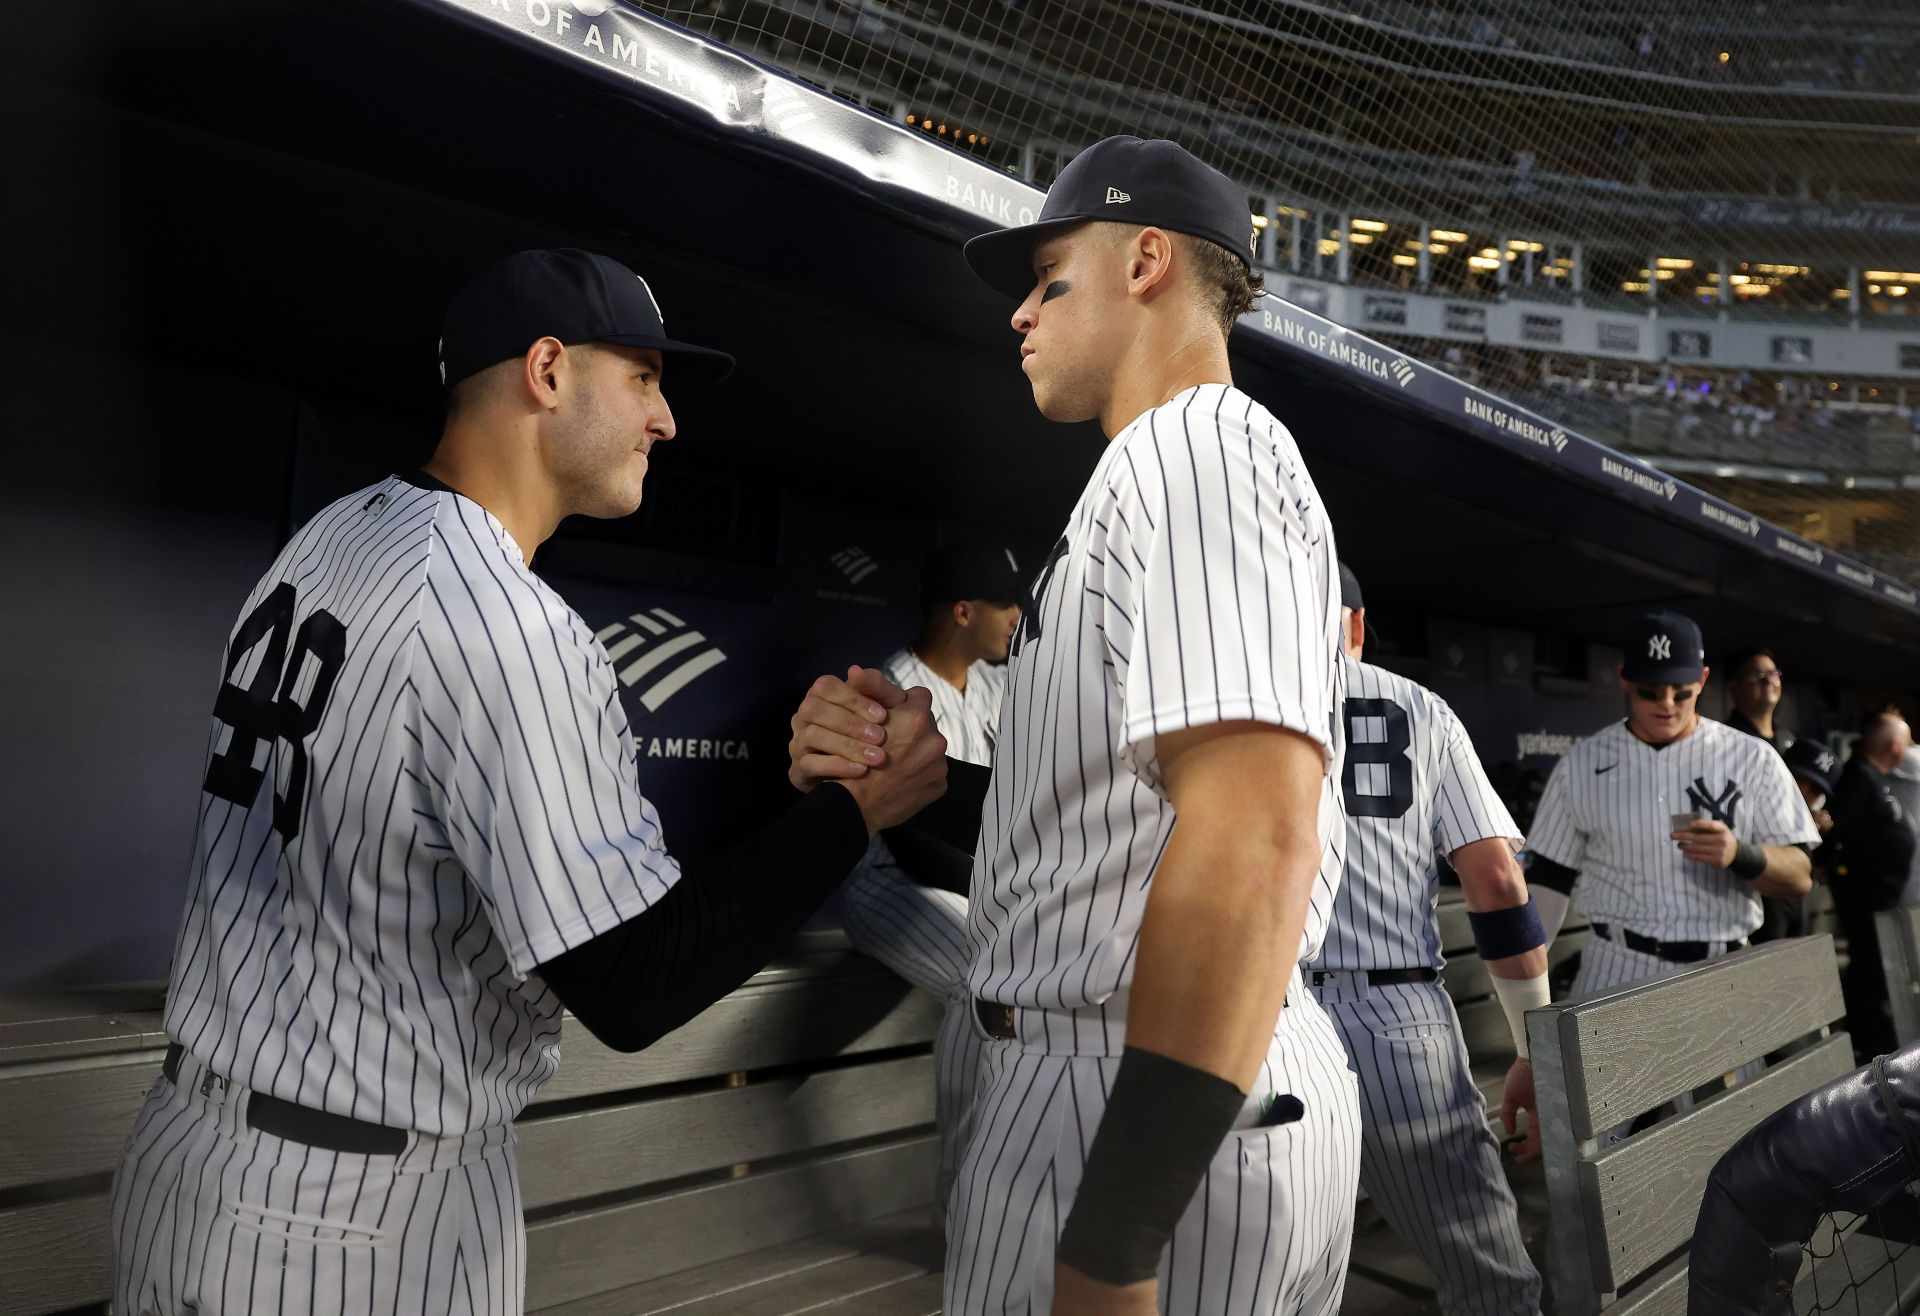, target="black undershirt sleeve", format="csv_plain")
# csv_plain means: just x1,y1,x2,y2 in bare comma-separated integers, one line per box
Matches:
1528,854,1580,895
536,783,869,1053
875,757,992,896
